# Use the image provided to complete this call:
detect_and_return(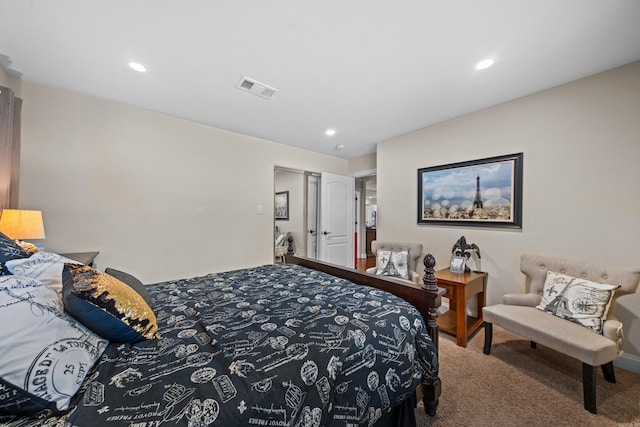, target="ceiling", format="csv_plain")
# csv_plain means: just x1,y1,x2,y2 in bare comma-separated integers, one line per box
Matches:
1,1,639,160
